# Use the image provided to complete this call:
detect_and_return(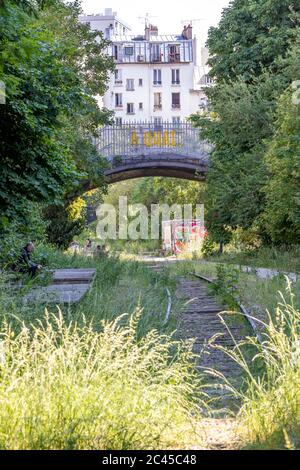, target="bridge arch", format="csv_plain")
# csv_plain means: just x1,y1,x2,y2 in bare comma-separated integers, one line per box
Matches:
95,121,211,184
